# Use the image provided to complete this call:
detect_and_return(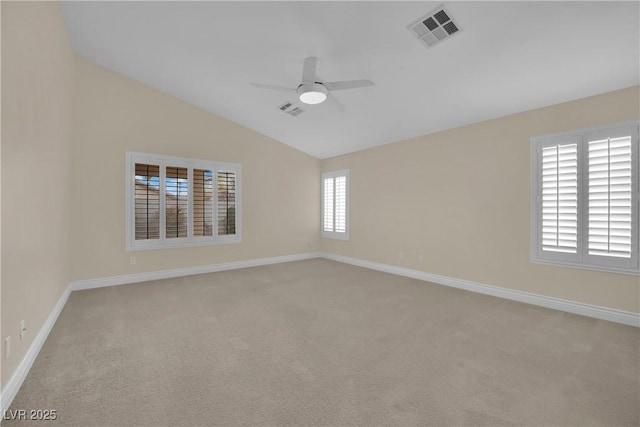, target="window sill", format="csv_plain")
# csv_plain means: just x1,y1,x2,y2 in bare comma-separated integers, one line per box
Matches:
321,232,349,241
530,257,639,276
126,237,241,252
